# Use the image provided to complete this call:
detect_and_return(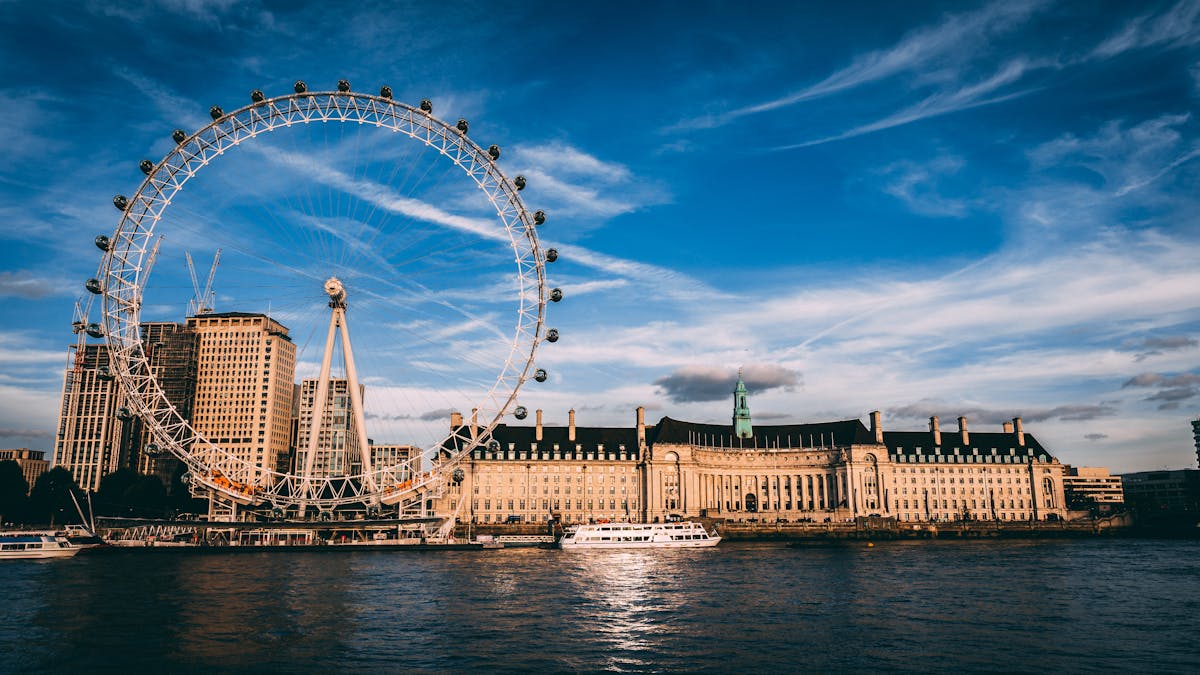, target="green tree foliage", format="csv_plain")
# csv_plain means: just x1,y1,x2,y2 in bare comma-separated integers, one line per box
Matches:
0,460,30,524
27,467,81,526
